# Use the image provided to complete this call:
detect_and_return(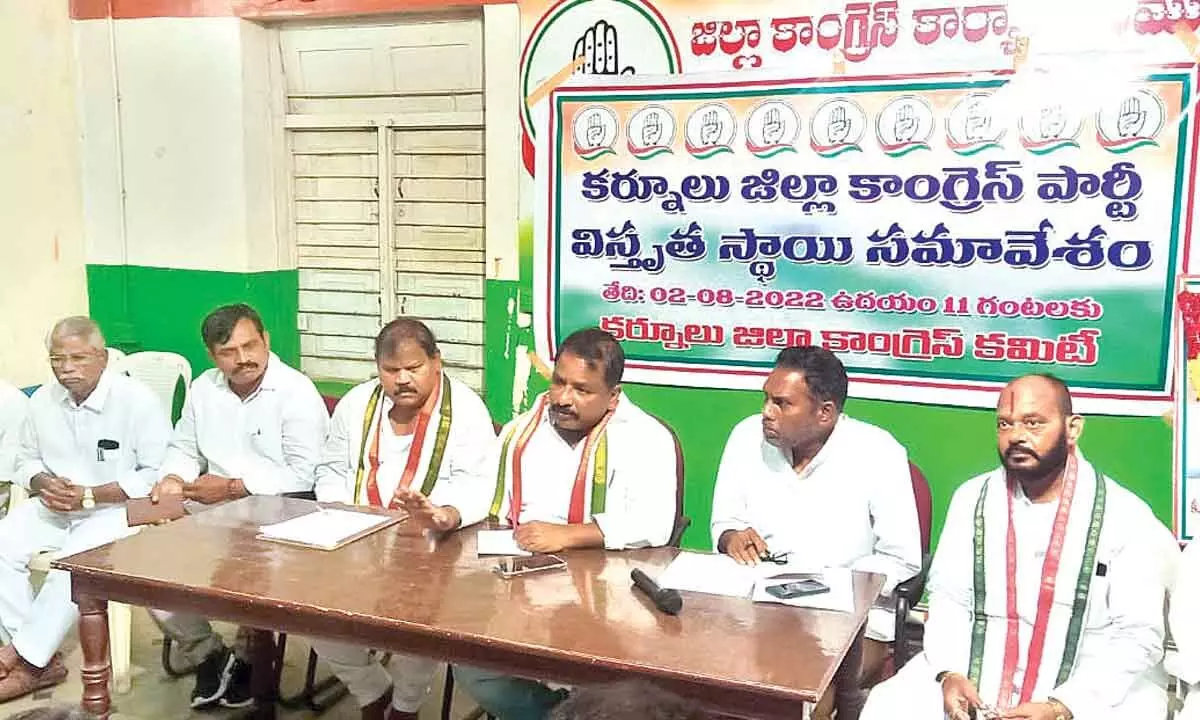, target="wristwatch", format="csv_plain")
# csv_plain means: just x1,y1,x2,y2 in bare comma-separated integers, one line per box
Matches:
81,487,96,510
